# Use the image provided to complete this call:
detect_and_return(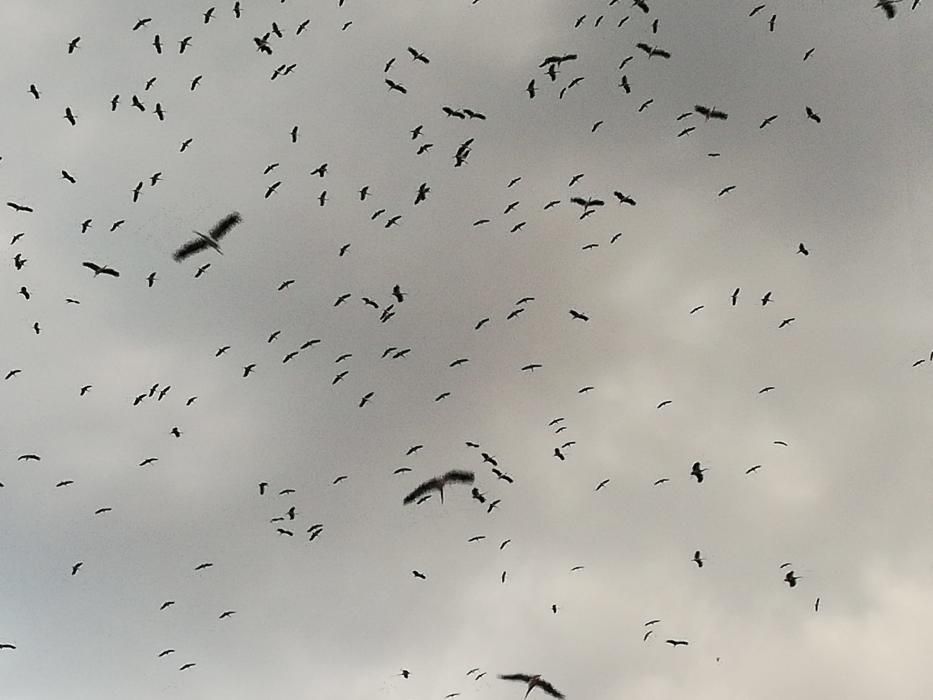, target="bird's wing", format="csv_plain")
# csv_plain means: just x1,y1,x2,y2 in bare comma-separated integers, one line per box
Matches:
403,478,439,504
537,681,565,699
101,267,120,277
442,470,475,485
208,212,241,241
173,236,211,261
82,262,101,273
499,674,534,682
